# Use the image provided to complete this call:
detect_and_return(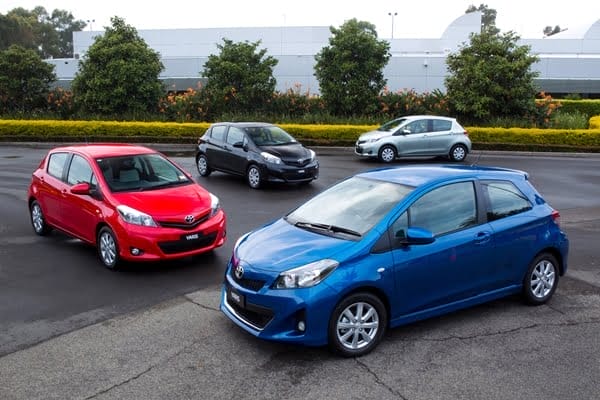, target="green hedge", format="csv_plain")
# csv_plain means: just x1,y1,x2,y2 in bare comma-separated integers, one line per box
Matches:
1,119,599,152
553,100,600,119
